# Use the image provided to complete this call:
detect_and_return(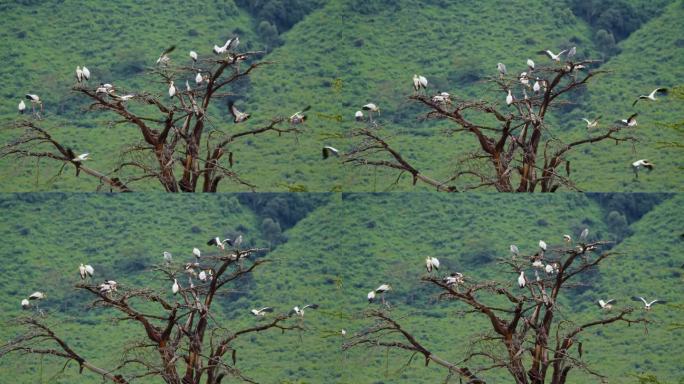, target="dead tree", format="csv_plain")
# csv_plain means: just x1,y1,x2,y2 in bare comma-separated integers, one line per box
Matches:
1,245,313,383
343,234,650,383
1,45,302,192
344,59,638,192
